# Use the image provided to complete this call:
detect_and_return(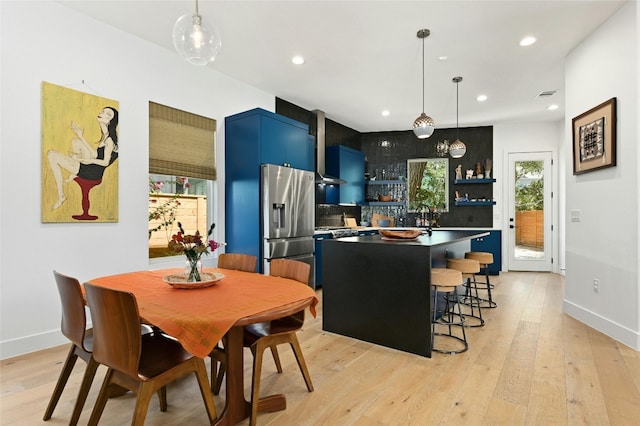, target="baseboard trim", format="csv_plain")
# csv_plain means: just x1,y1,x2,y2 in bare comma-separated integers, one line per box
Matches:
1,330,67,360
563,299,640,351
